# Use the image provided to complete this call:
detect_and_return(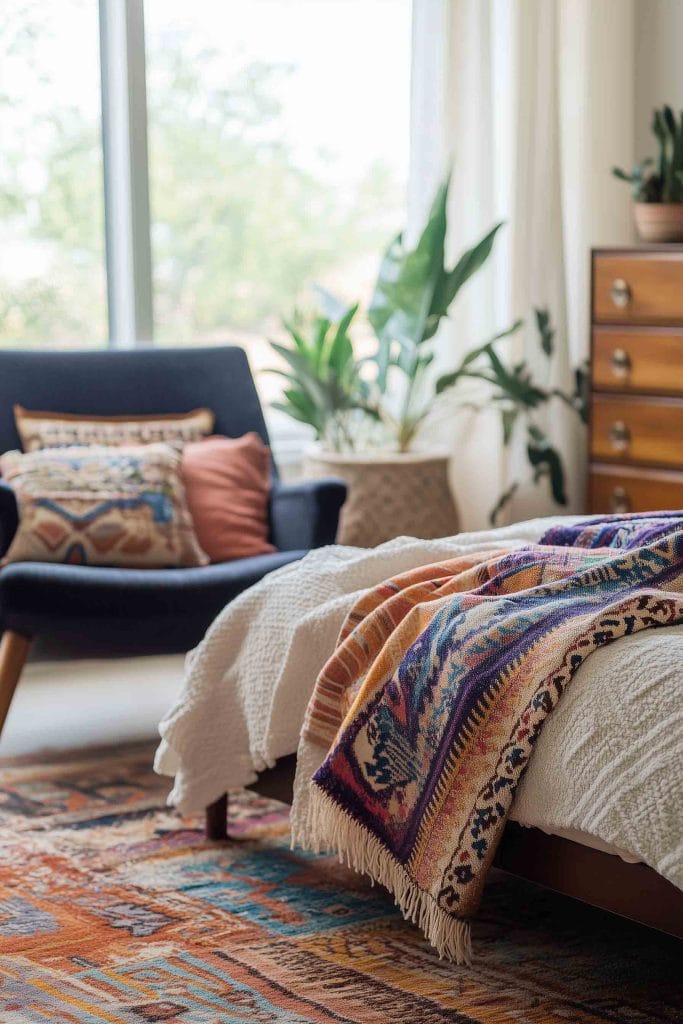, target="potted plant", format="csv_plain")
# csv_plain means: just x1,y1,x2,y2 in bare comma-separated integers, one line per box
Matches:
613,105,683,242
270,176,587,545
